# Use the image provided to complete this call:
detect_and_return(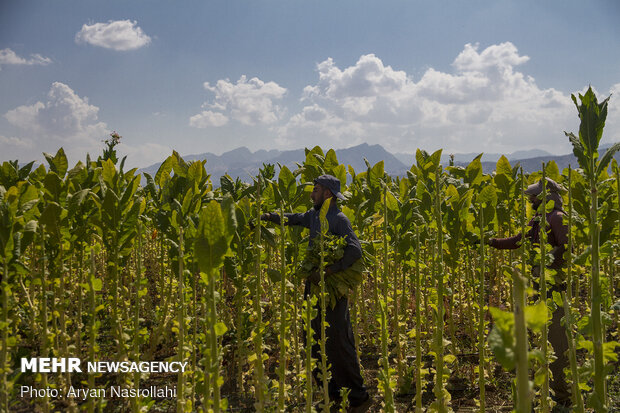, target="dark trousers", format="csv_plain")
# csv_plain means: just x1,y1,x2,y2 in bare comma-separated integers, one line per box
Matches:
304,288,368,406
549,305,570,402
533,275,570,403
